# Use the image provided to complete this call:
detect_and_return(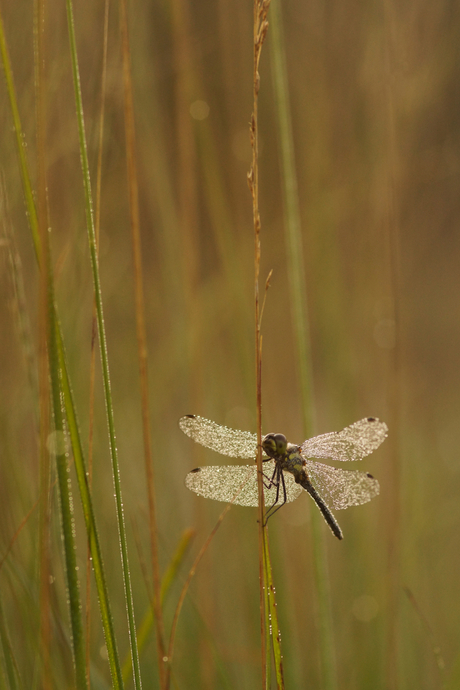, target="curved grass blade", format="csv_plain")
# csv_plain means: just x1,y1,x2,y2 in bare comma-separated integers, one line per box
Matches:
0,11,124,688
47,261,87,690
64,0,142,686
0,594,22,690
122,529,194,683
